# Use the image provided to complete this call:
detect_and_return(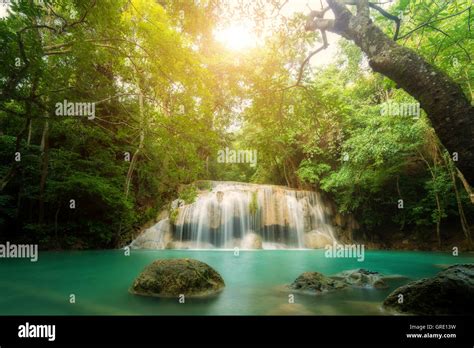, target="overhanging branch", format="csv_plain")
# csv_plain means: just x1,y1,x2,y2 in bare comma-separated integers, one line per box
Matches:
368,2,401,40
